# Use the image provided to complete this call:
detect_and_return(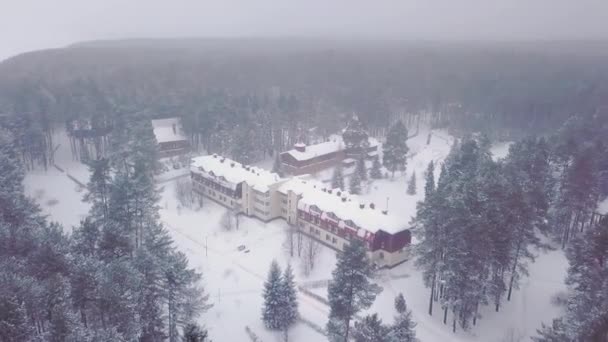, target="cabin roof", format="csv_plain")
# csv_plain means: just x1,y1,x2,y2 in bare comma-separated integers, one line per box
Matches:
151,117,187,144
191,155,282,192
278,178,408,235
